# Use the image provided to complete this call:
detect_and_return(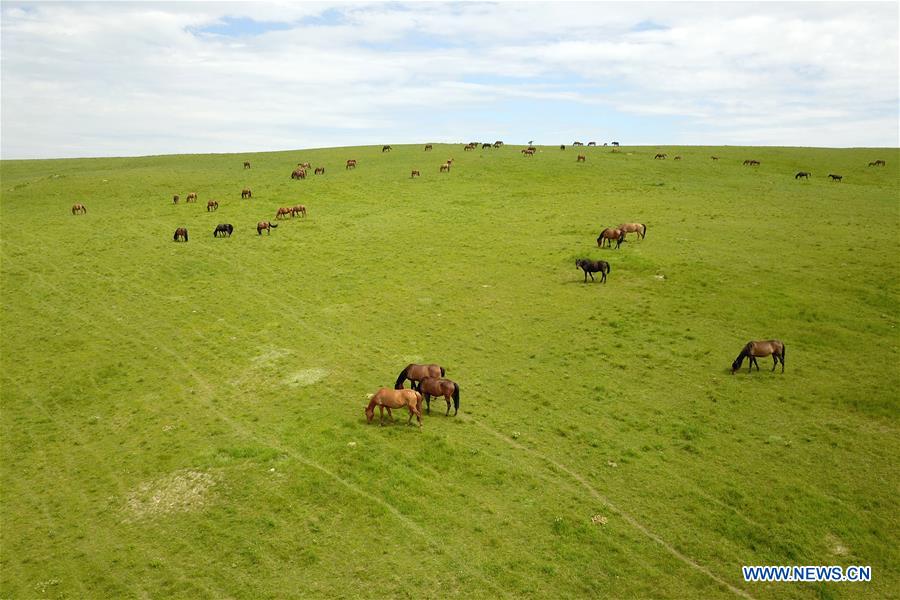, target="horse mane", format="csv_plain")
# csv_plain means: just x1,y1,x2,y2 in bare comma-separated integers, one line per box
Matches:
394,364,411,389
452,382,459,412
